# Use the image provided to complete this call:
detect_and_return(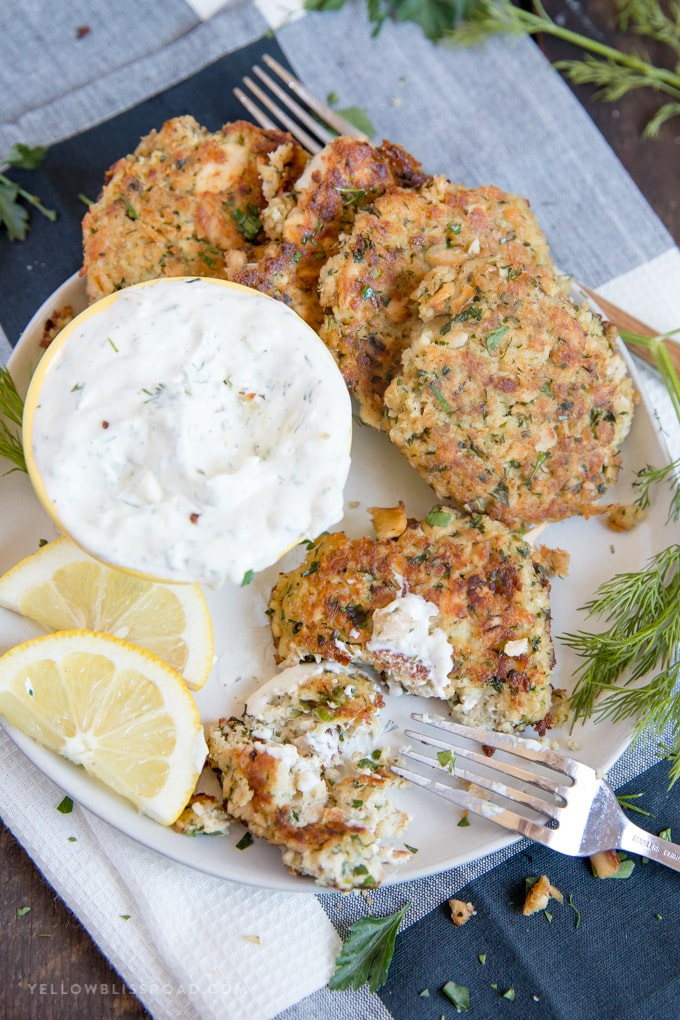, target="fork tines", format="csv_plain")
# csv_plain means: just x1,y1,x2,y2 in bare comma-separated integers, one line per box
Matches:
234,54,368,154
392,713,578,842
